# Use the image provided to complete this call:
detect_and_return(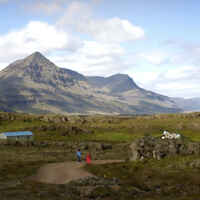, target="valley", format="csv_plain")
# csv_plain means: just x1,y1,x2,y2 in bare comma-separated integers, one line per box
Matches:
0,112,200,199
1,1,200,199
